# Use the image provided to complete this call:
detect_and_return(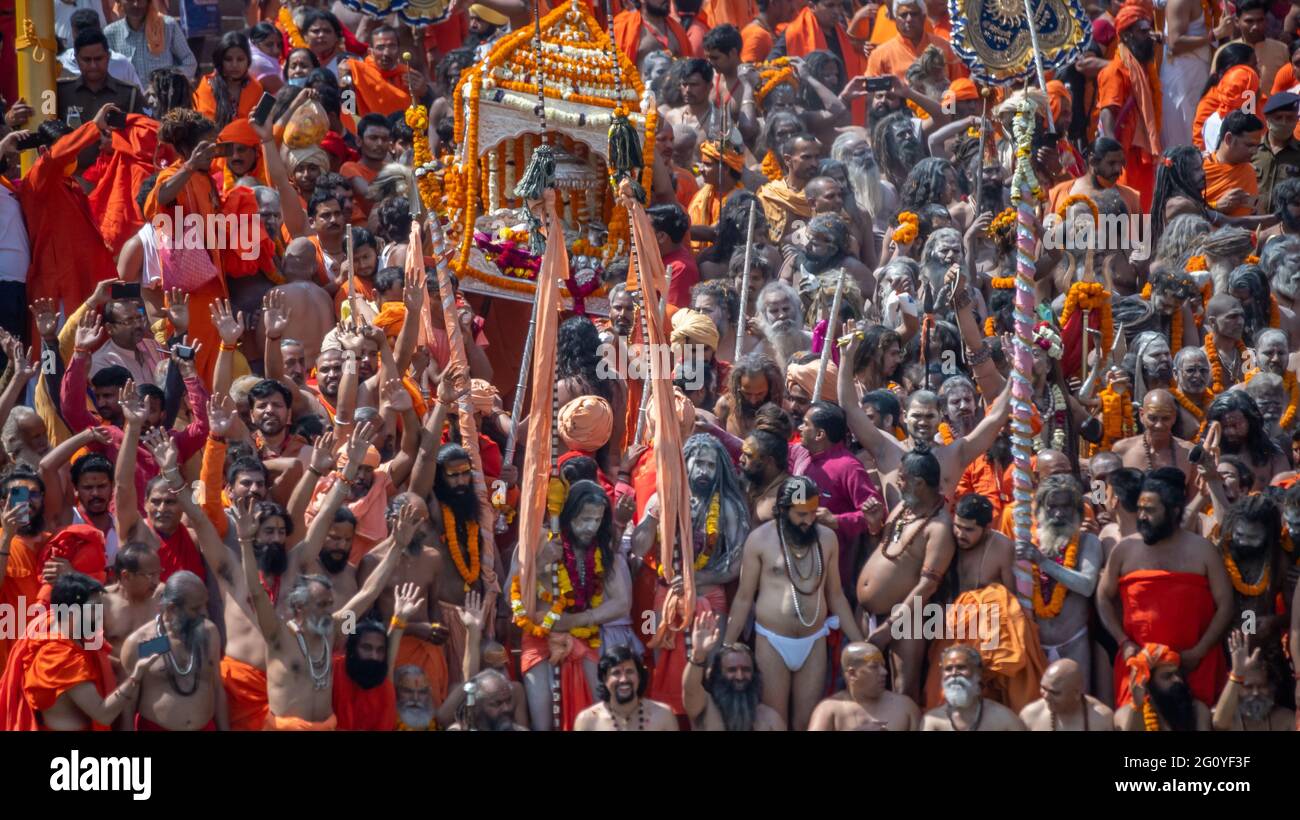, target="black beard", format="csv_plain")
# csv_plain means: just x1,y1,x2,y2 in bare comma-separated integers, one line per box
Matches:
319,550,350,574
434,479,480,522
613,689,636,705
781,517,818,547
478,713,516,731
690,474,715,496
1148,680,1197,731
802,248,840,274
1129,38,1155,63
18,510,45,537
174,612,204,647
345,655,388,690
706,674,760,732
1136,513,1178,545
255,542,288,576
740,463,767,487
739,397,765,417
